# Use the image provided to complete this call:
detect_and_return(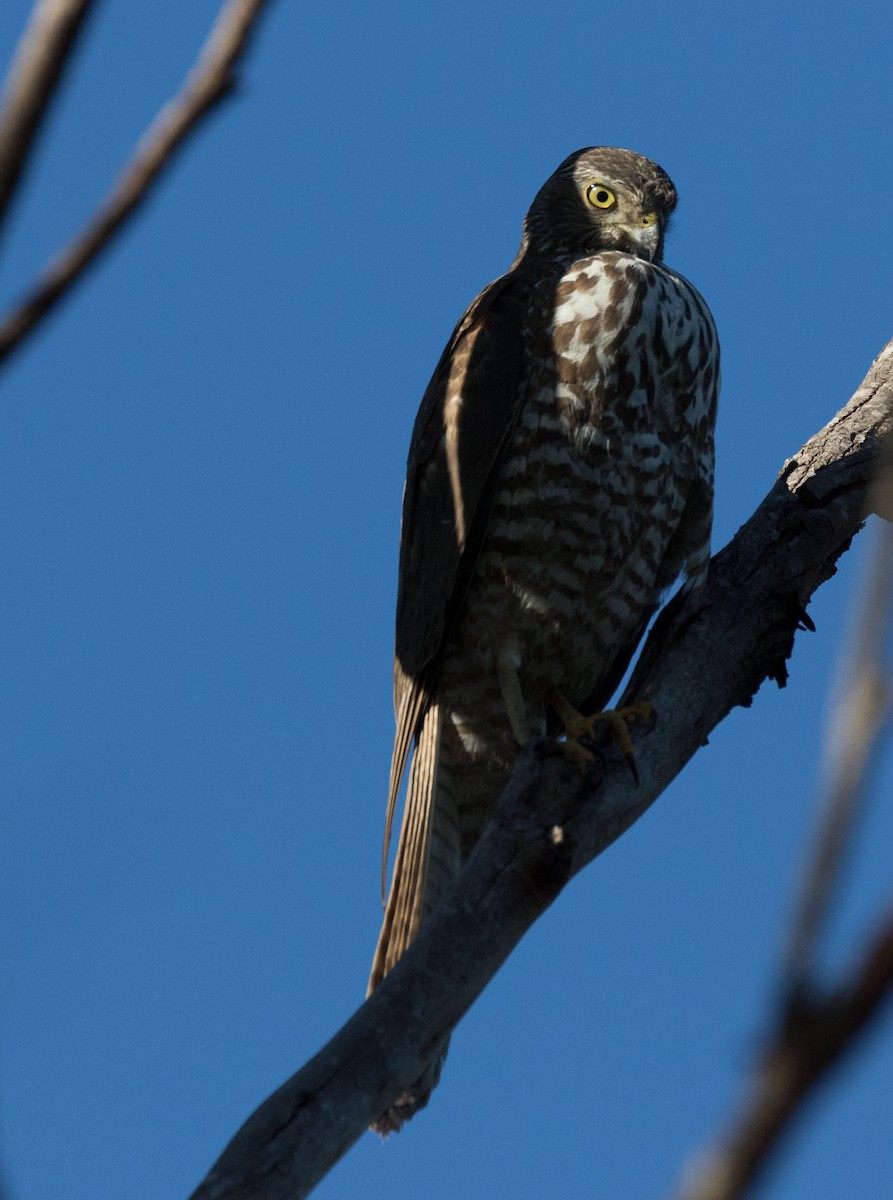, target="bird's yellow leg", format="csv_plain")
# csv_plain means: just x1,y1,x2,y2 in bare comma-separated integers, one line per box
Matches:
548,689,652,780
